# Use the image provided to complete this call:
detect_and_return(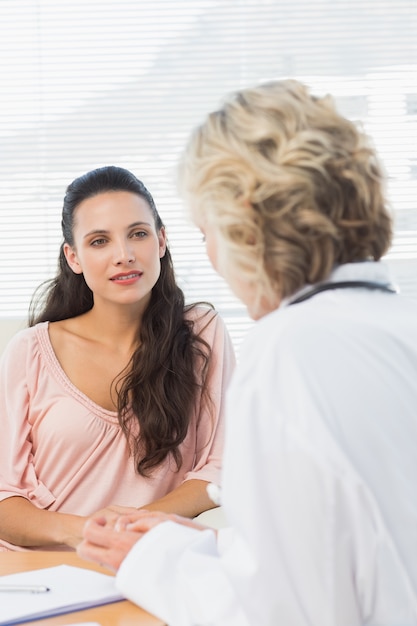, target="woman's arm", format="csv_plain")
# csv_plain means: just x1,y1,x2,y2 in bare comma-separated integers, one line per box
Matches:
149,312,234,519
0,478,213,550
0,496,142,549
177,311,235,510
0,476,214,549
139,478,214,518
0,334,86,549
0,496,85,549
